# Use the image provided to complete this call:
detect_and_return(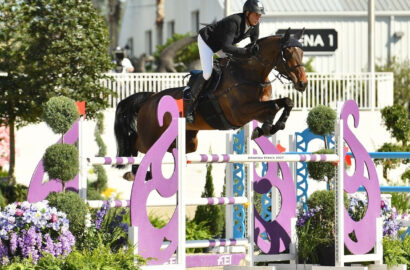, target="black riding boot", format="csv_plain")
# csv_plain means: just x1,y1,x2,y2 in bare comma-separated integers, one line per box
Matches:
185,76,206,124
